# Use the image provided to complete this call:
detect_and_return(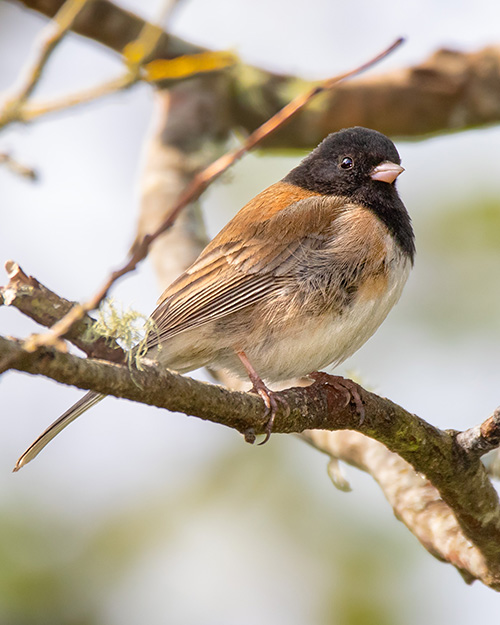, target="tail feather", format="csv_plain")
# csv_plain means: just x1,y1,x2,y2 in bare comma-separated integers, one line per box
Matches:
13,391,105,472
